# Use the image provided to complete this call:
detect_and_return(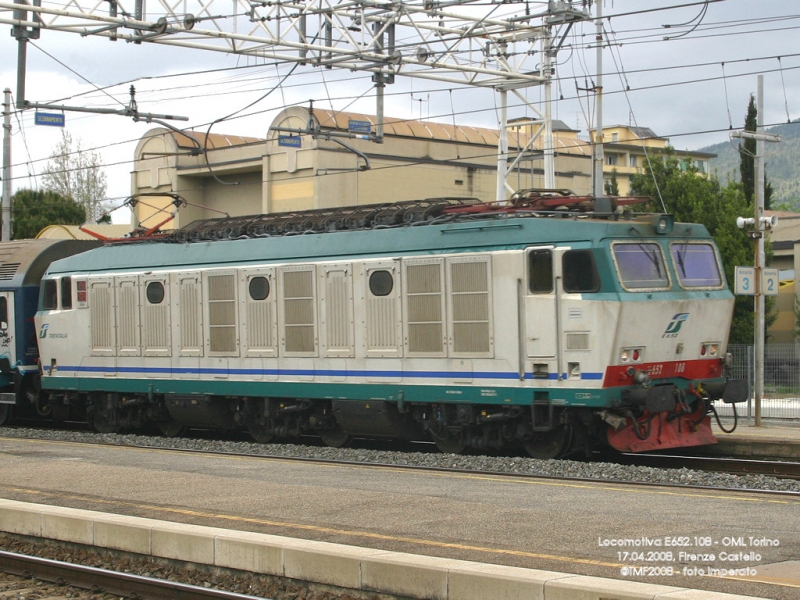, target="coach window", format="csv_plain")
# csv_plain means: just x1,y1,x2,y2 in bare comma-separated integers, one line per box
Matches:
42,279,57,310
612,242,669,290
146,281,165,304
369,270,394,296
528,250,553,293
562,250,600,293
0,297,6,329
61,277,72,309
671,242,723,288
248,276,270,300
